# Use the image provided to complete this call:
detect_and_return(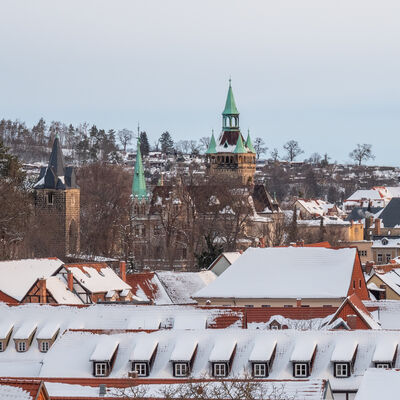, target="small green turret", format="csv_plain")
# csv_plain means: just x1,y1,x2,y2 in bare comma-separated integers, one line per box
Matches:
245,130,256,153
206,130,217,154
233,134,246,154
